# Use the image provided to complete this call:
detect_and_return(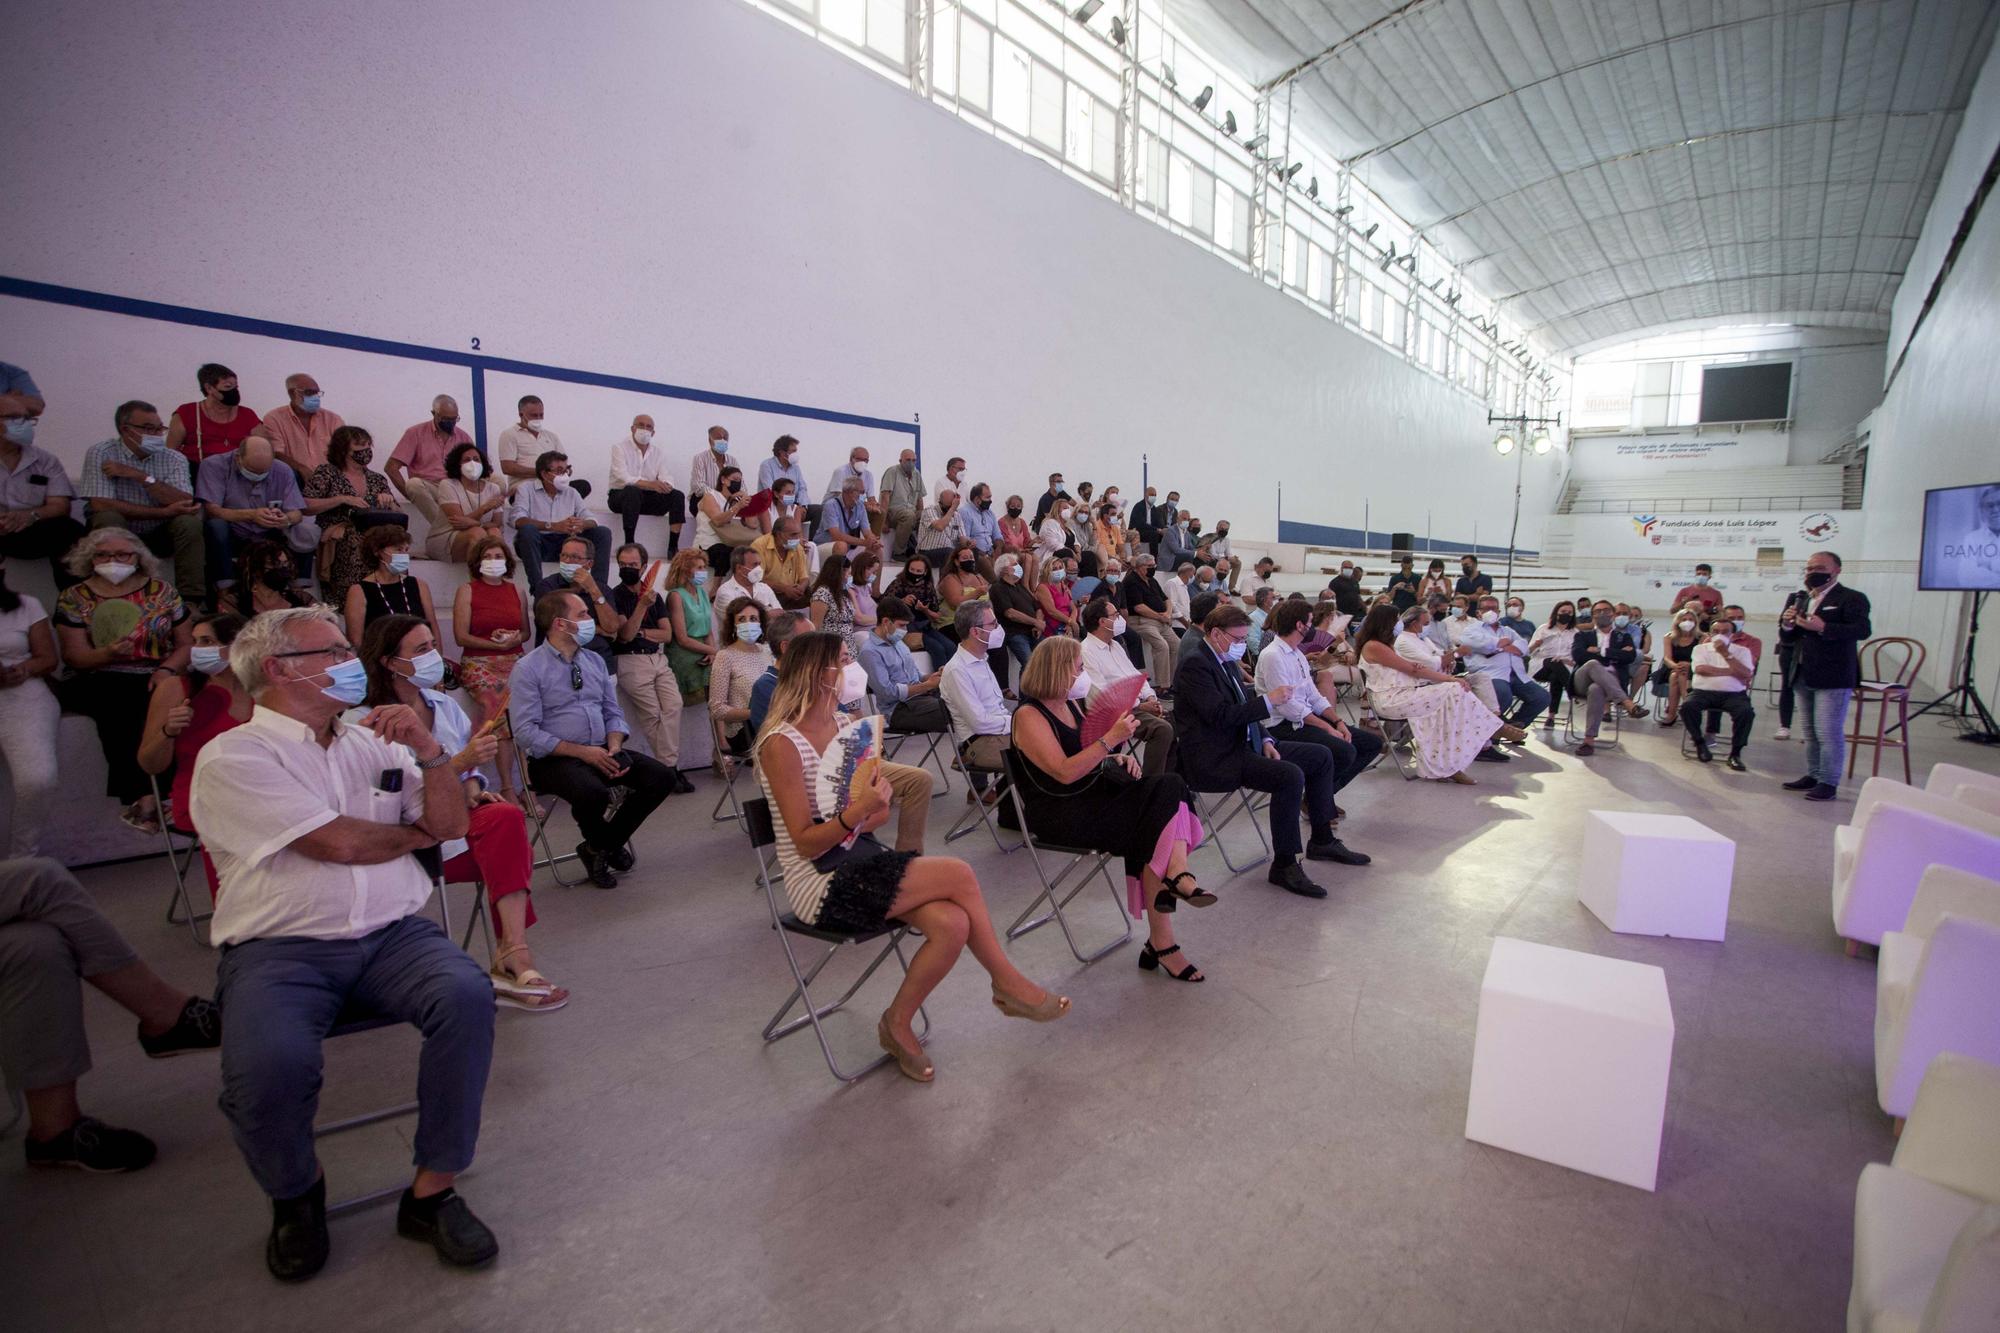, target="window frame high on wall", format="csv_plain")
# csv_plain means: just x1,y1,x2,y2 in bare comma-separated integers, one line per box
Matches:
744,0,1568,421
